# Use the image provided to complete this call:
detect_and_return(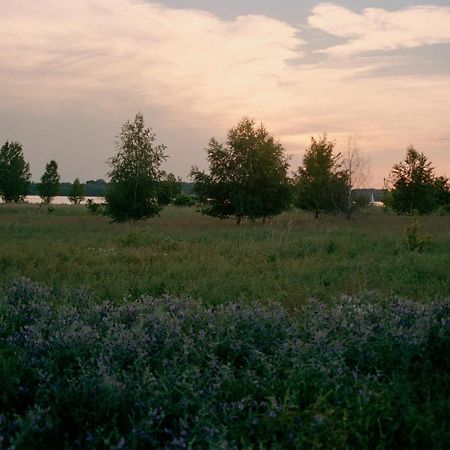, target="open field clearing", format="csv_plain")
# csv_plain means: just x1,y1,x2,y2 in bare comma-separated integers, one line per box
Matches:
0,205,449,448
0,204,449,305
